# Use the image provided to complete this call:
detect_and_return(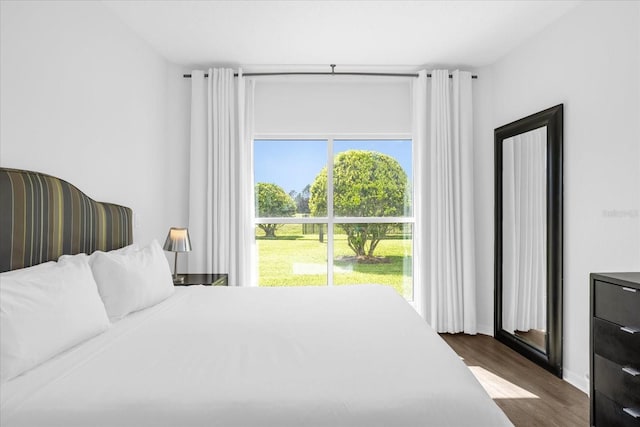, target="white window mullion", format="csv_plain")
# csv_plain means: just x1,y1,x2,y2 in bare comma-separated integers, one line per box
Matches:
255,217,413,224
328,217,415,224
327,136,334,287
255,217,329,224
